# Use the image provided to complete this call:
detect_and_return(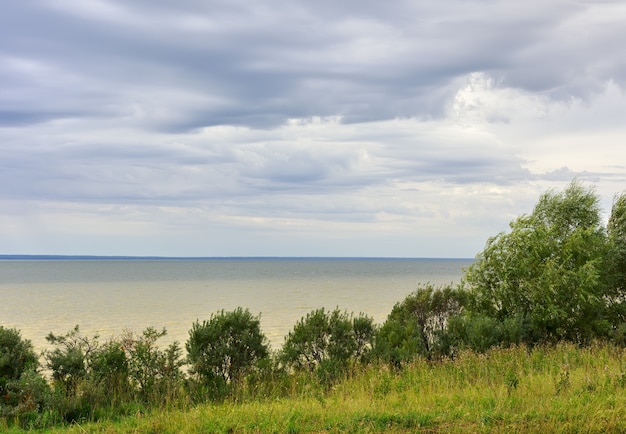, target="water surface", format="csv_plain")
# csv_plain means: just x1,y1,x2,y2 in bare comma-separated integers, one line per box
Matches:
0,258,472,351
